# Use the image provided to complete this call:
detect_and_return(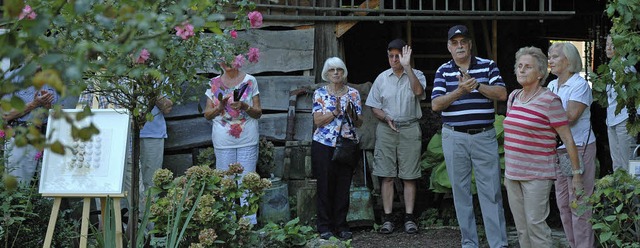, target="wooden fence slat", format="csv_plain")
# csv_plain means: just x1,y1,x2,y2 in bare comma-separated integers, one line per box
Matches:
256,76,315,111
165,76,316,120
165,118,212,152
199,29,314,74
165,113,313,151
